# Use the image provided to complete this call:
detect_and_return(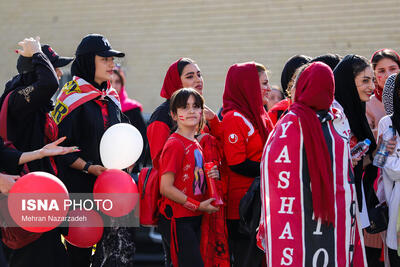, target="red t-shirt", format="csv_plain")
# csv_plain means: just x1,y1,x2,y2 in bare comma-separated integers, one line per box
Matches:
159,133,206,218
222,110,264,219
